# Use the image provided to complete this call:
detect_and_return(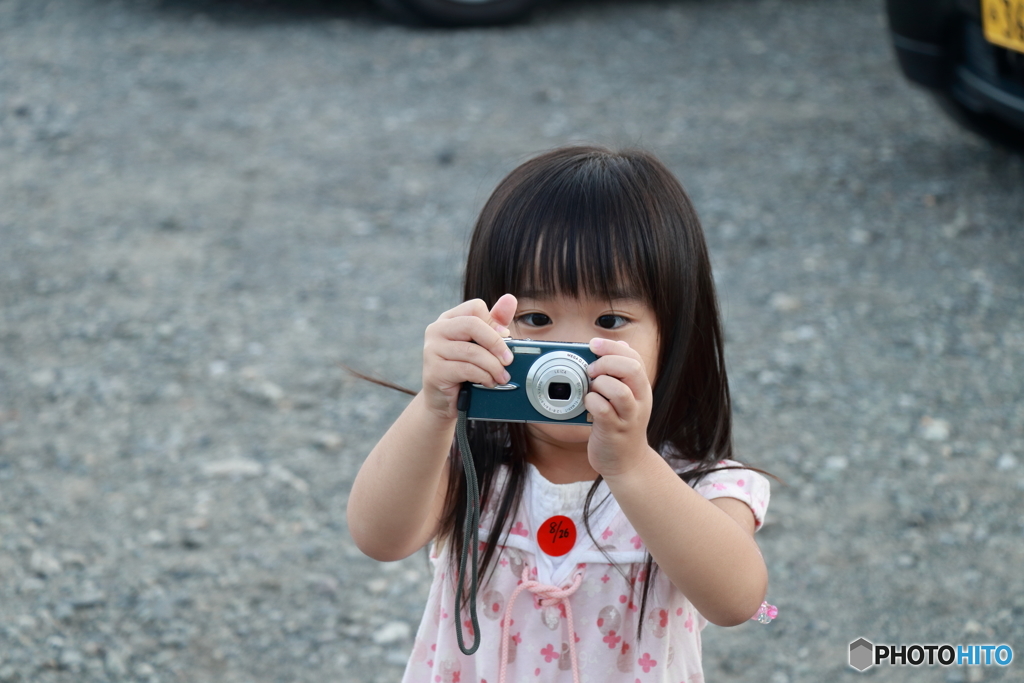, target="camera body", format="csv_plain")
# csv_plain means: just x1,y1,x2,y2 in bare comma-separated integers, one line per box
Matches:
465,339,597,425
